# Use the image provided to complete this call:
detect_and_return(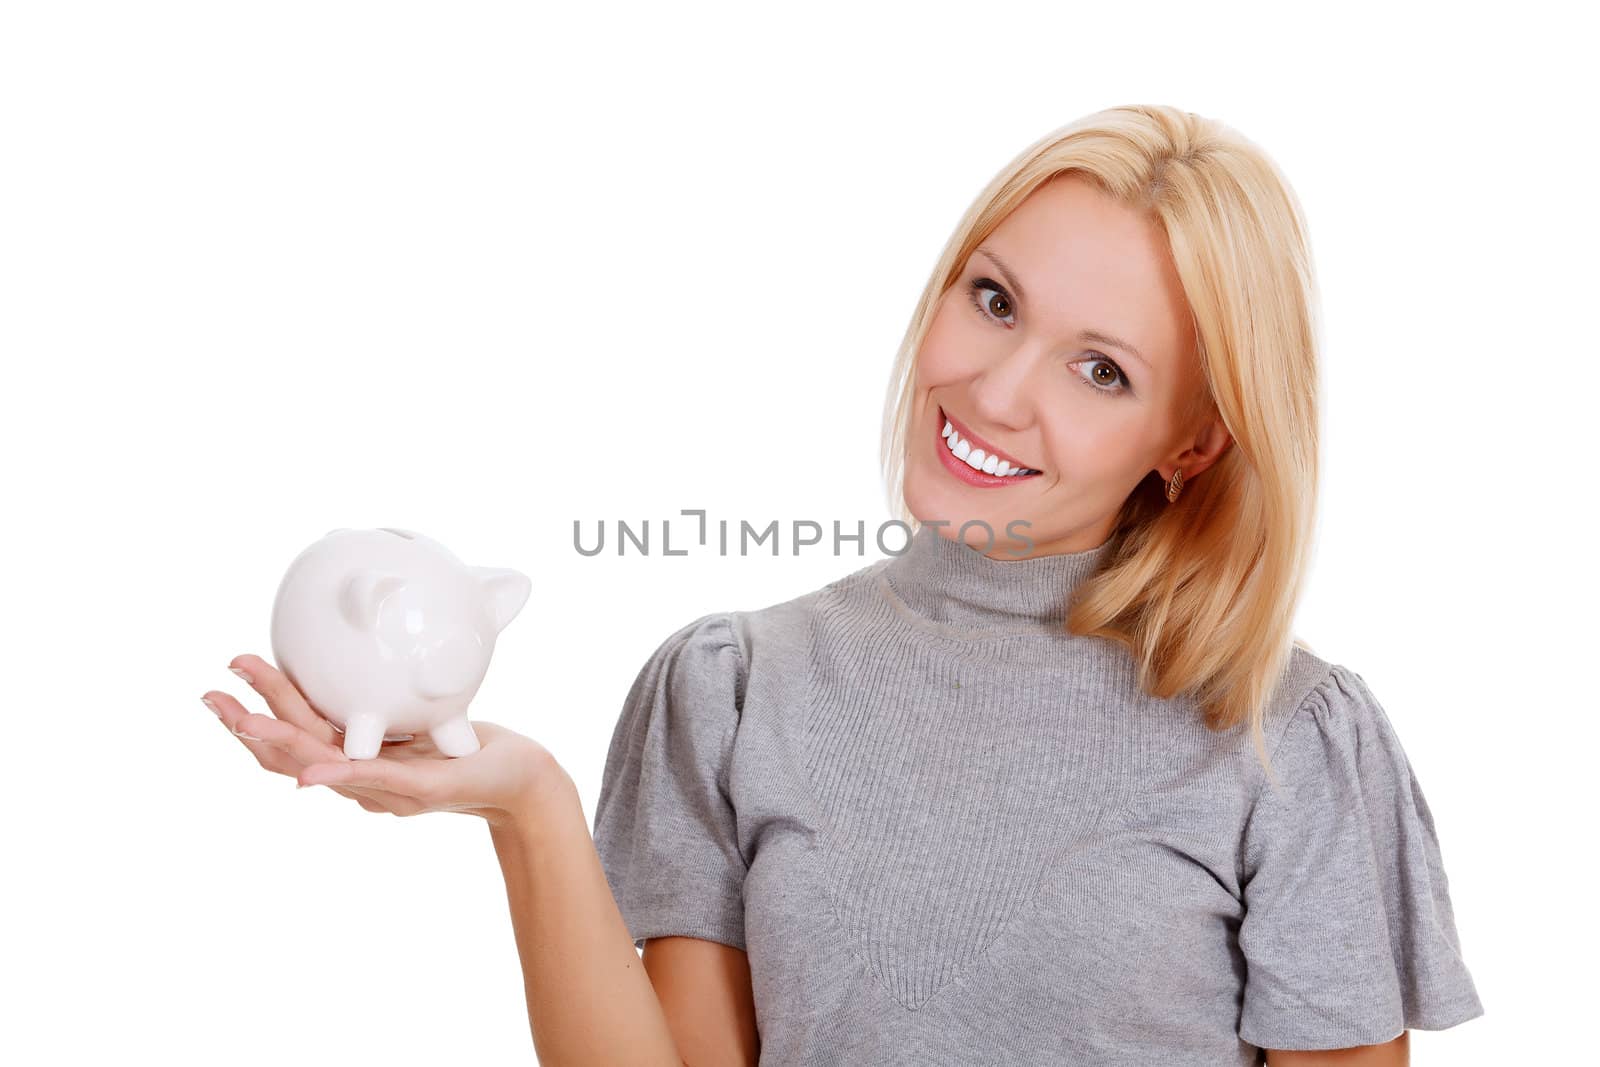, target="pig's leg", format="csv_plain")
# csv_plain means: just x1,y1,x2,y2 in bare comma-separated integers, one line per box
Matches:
342,712,386,760
429,716,481,757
